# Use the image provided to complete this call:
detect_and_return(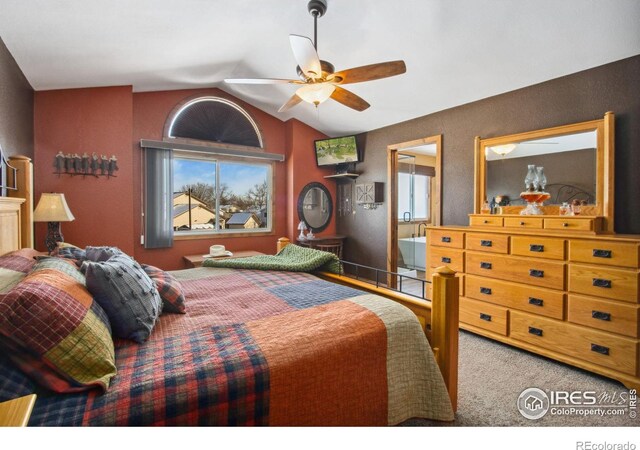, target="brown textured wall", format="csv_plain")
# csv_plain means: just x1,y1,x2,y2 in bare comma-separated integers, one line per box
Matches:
0,37,33,158
337,55,640,271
